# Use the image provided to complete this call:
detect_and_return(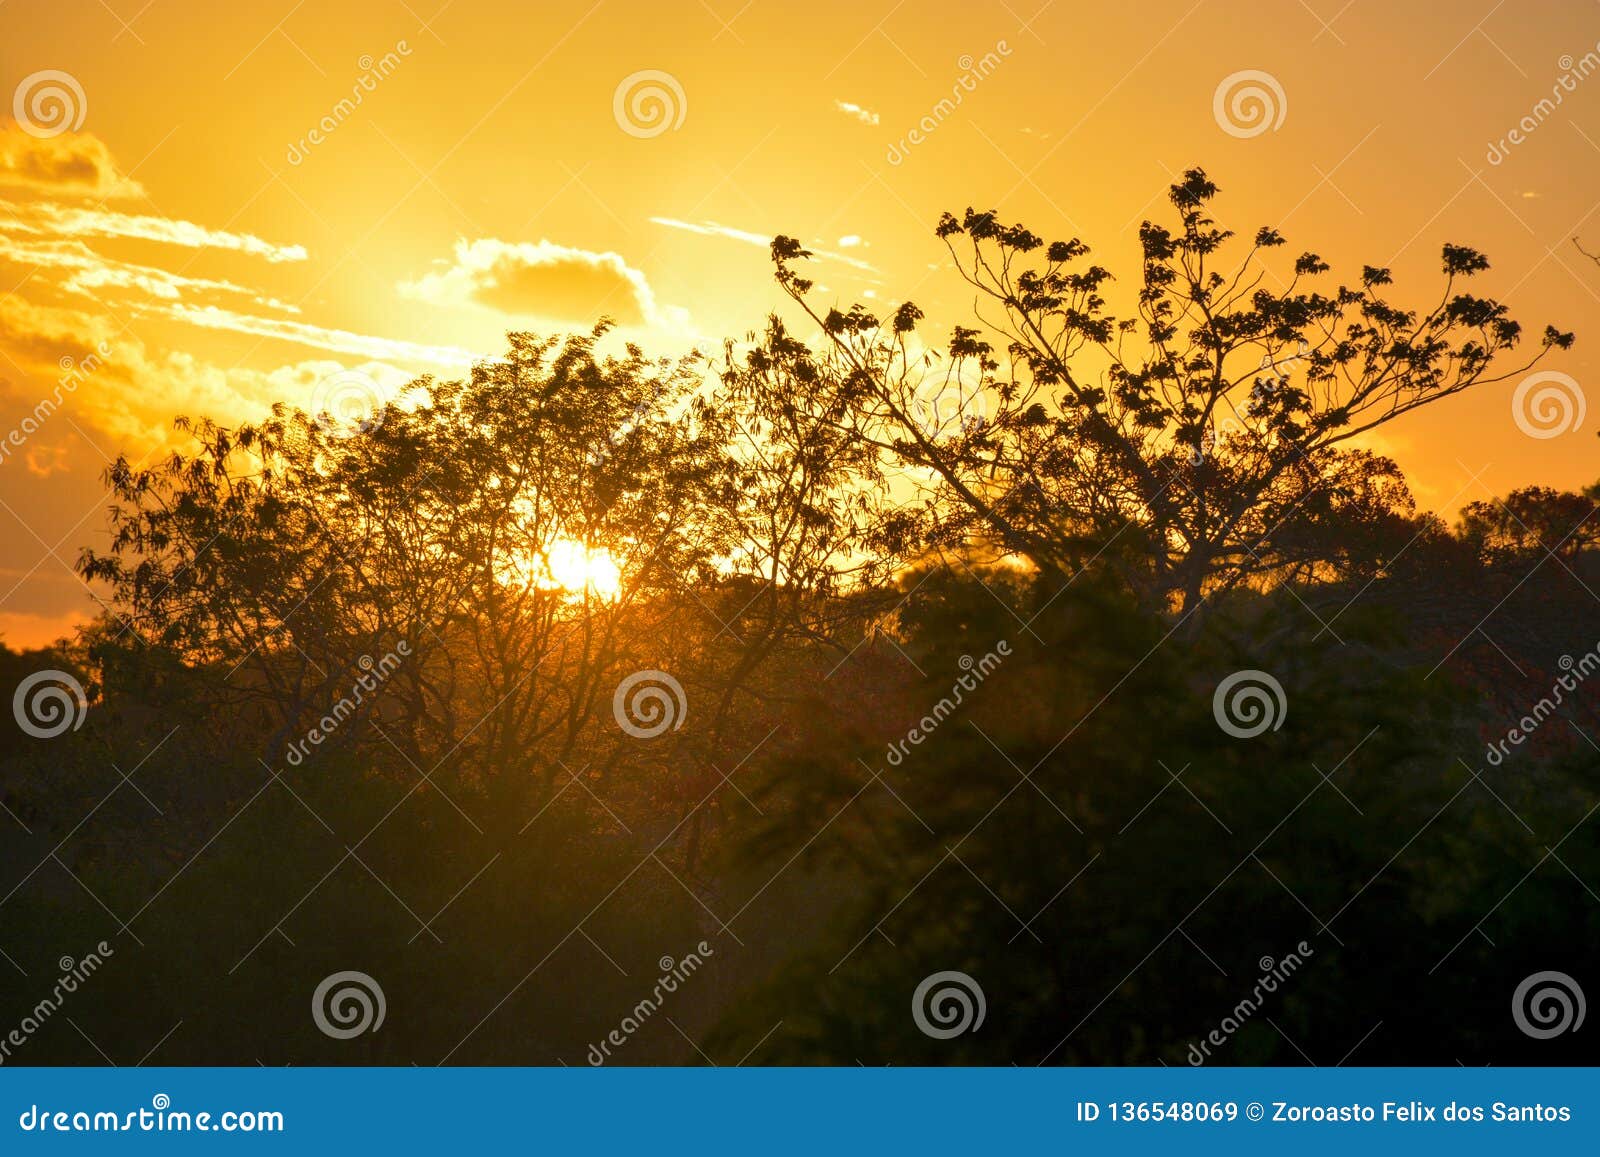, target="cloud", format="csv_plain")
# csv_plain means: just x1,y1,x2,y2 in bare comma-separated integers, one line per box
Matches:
0,124,143,198
650,217,879,274
0,296,245,451
154,303,480,369
0,124,506,649
399,238,682,330
0,294,115,378
0,294,433,450
833,100,880,127
650,217,770,247
0,198,306,263
0,235,293,305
